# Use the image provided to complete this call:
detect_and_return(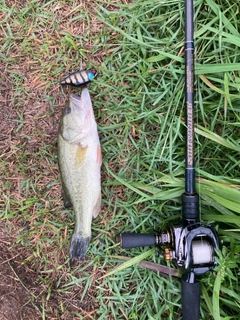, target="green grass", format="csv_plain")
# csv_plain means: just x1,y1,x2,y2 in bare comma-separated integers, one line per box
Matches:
1,0,240,319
